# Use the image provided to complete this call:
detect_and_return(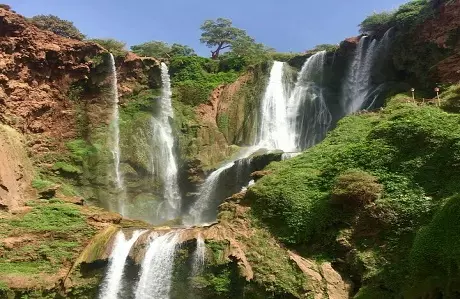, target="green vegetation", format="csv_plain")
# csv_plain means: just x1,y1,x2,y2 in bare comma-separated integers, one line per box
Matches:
359,0,431,35
200,18,247,58
406,194,460,297
28,14,85,40
440,84,460,113
131,41,196,58
170,56,239,106
246,95,460,297
0,202,95,283
88,38,127,57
